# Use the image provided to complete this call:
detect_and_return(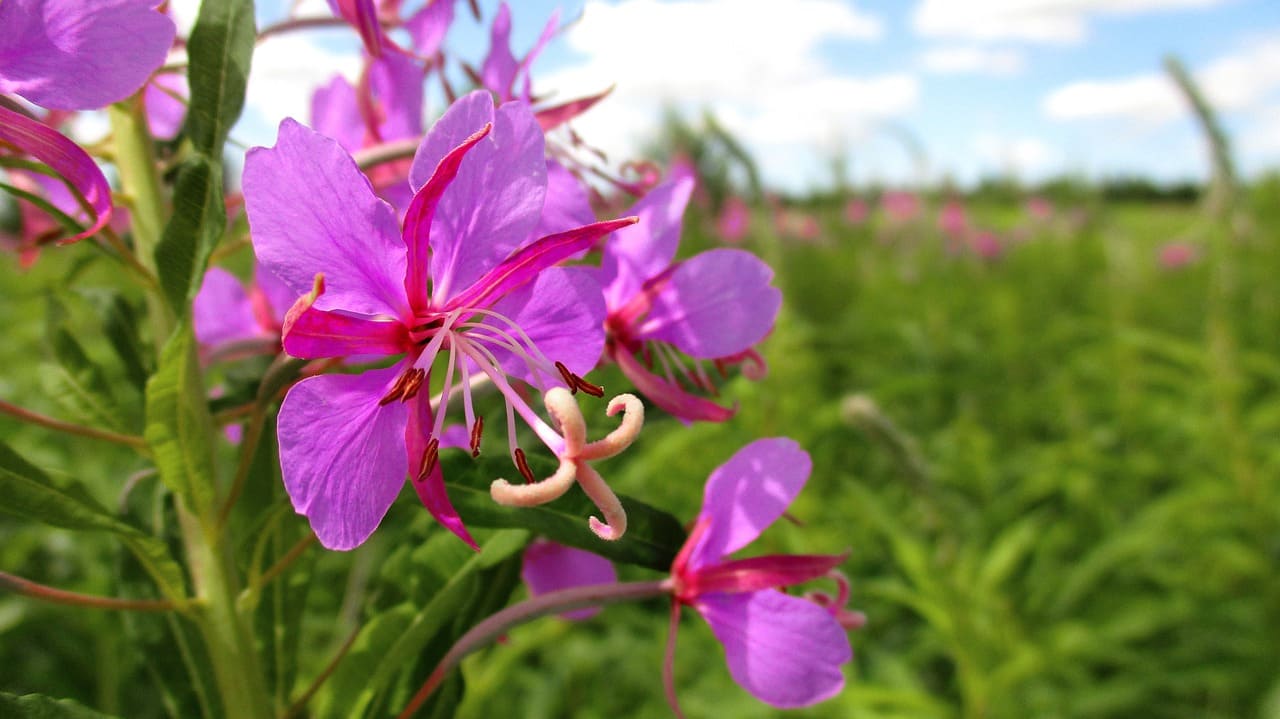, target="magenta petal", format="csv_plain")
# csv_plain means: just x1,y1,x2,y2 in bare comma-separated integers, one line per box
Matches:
444,217,635,315
409,93,547,304
613,347,735,423
691,438,811,568
478,266,606,386
366,51,425,142
535,87,611,132
636,248,780,359
522,540,617,620
480,2,517,100
405,0,456,57
244,119,409,319
254,263,297,324
696,590,851,708
0,0,176,110
281,302,407,359
144,72,187,140
600,175,695,309
0,105,112,243
310,75,365,153
683,554,847,597
278,366,410,550
327,0,385,57
536,160,595,240
402,123,493,310
406,393,477,549
515,10,559,102
193,267,262,349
